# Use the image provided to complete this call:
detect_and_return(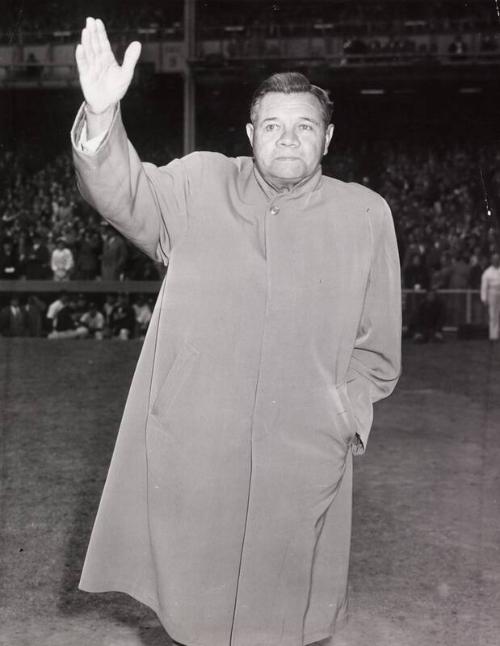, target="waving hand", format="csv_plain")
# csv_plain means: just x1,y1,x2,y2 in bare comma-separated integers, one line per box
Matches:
76,17,141,115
